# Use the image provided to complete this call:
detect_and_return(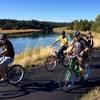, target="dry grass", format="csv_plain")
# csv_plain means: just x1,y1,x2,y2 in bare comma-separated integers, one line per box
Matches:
53,28,74,34
13,47,53,68
80,87,100,100
0,29,41,34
